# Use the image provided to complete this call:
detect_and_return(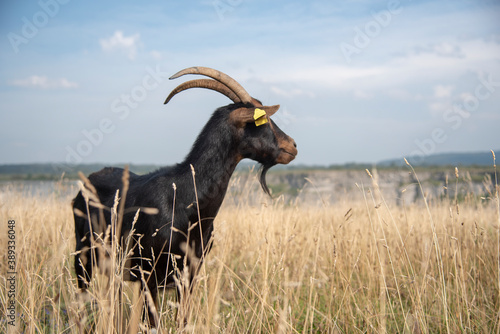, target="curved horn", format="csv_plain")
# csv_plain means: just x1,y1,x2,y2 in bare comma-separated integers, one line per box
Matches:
170,66,252,103
164,79,242,105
